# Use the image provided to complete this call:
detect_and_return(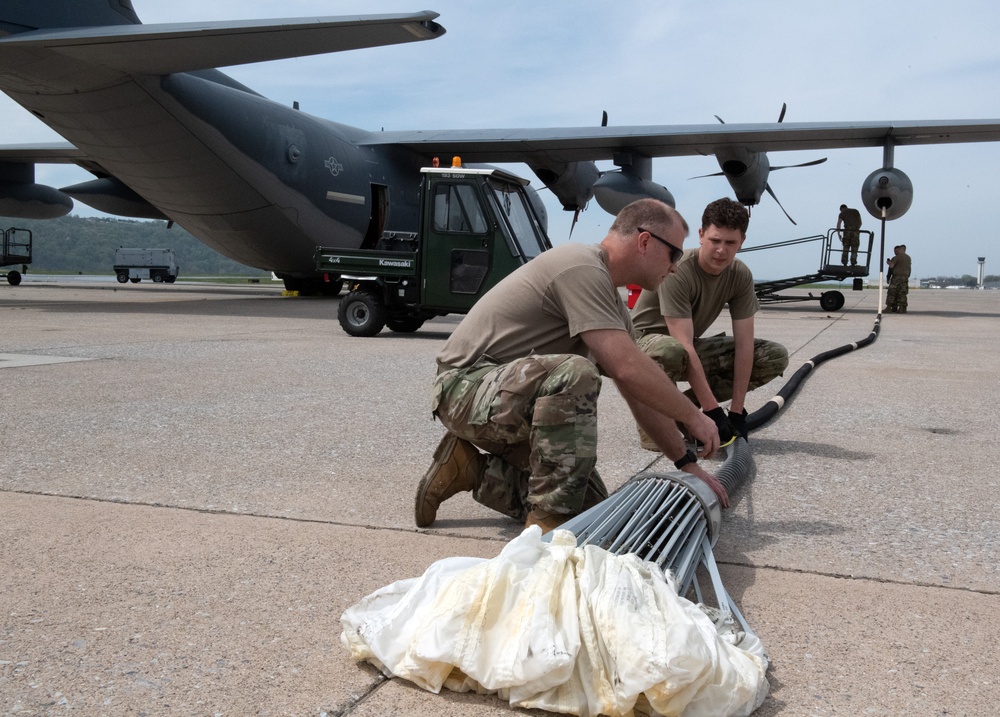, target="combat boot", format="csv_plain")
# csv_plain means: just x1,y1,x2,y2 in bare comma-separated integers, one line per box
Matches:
636,423,659,452
414,432,484,527
524,507,569,534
